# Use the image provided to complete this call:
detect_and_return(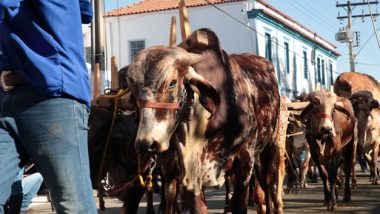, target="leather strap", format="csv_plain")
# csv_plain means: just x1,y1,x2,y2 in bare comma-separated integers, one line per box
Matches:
136,100,180,110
